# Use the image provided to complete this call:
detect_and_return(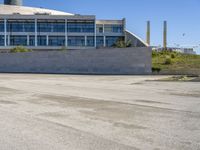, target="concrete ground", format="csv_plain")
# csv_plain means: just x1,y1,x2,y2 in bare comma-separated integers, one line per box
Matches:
0,74,199,150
